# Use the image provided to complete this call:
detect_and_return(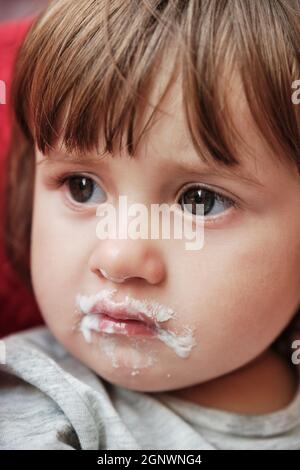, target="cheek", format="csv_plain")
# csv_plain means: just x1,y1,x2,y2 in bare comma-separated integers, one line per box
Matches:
171,223,300,374
30,193,93,323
